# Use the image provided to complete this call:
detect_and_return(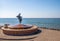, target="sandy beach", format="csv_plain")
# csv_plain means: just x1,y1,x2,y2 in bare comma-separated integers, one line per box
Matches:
0,27,60,41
